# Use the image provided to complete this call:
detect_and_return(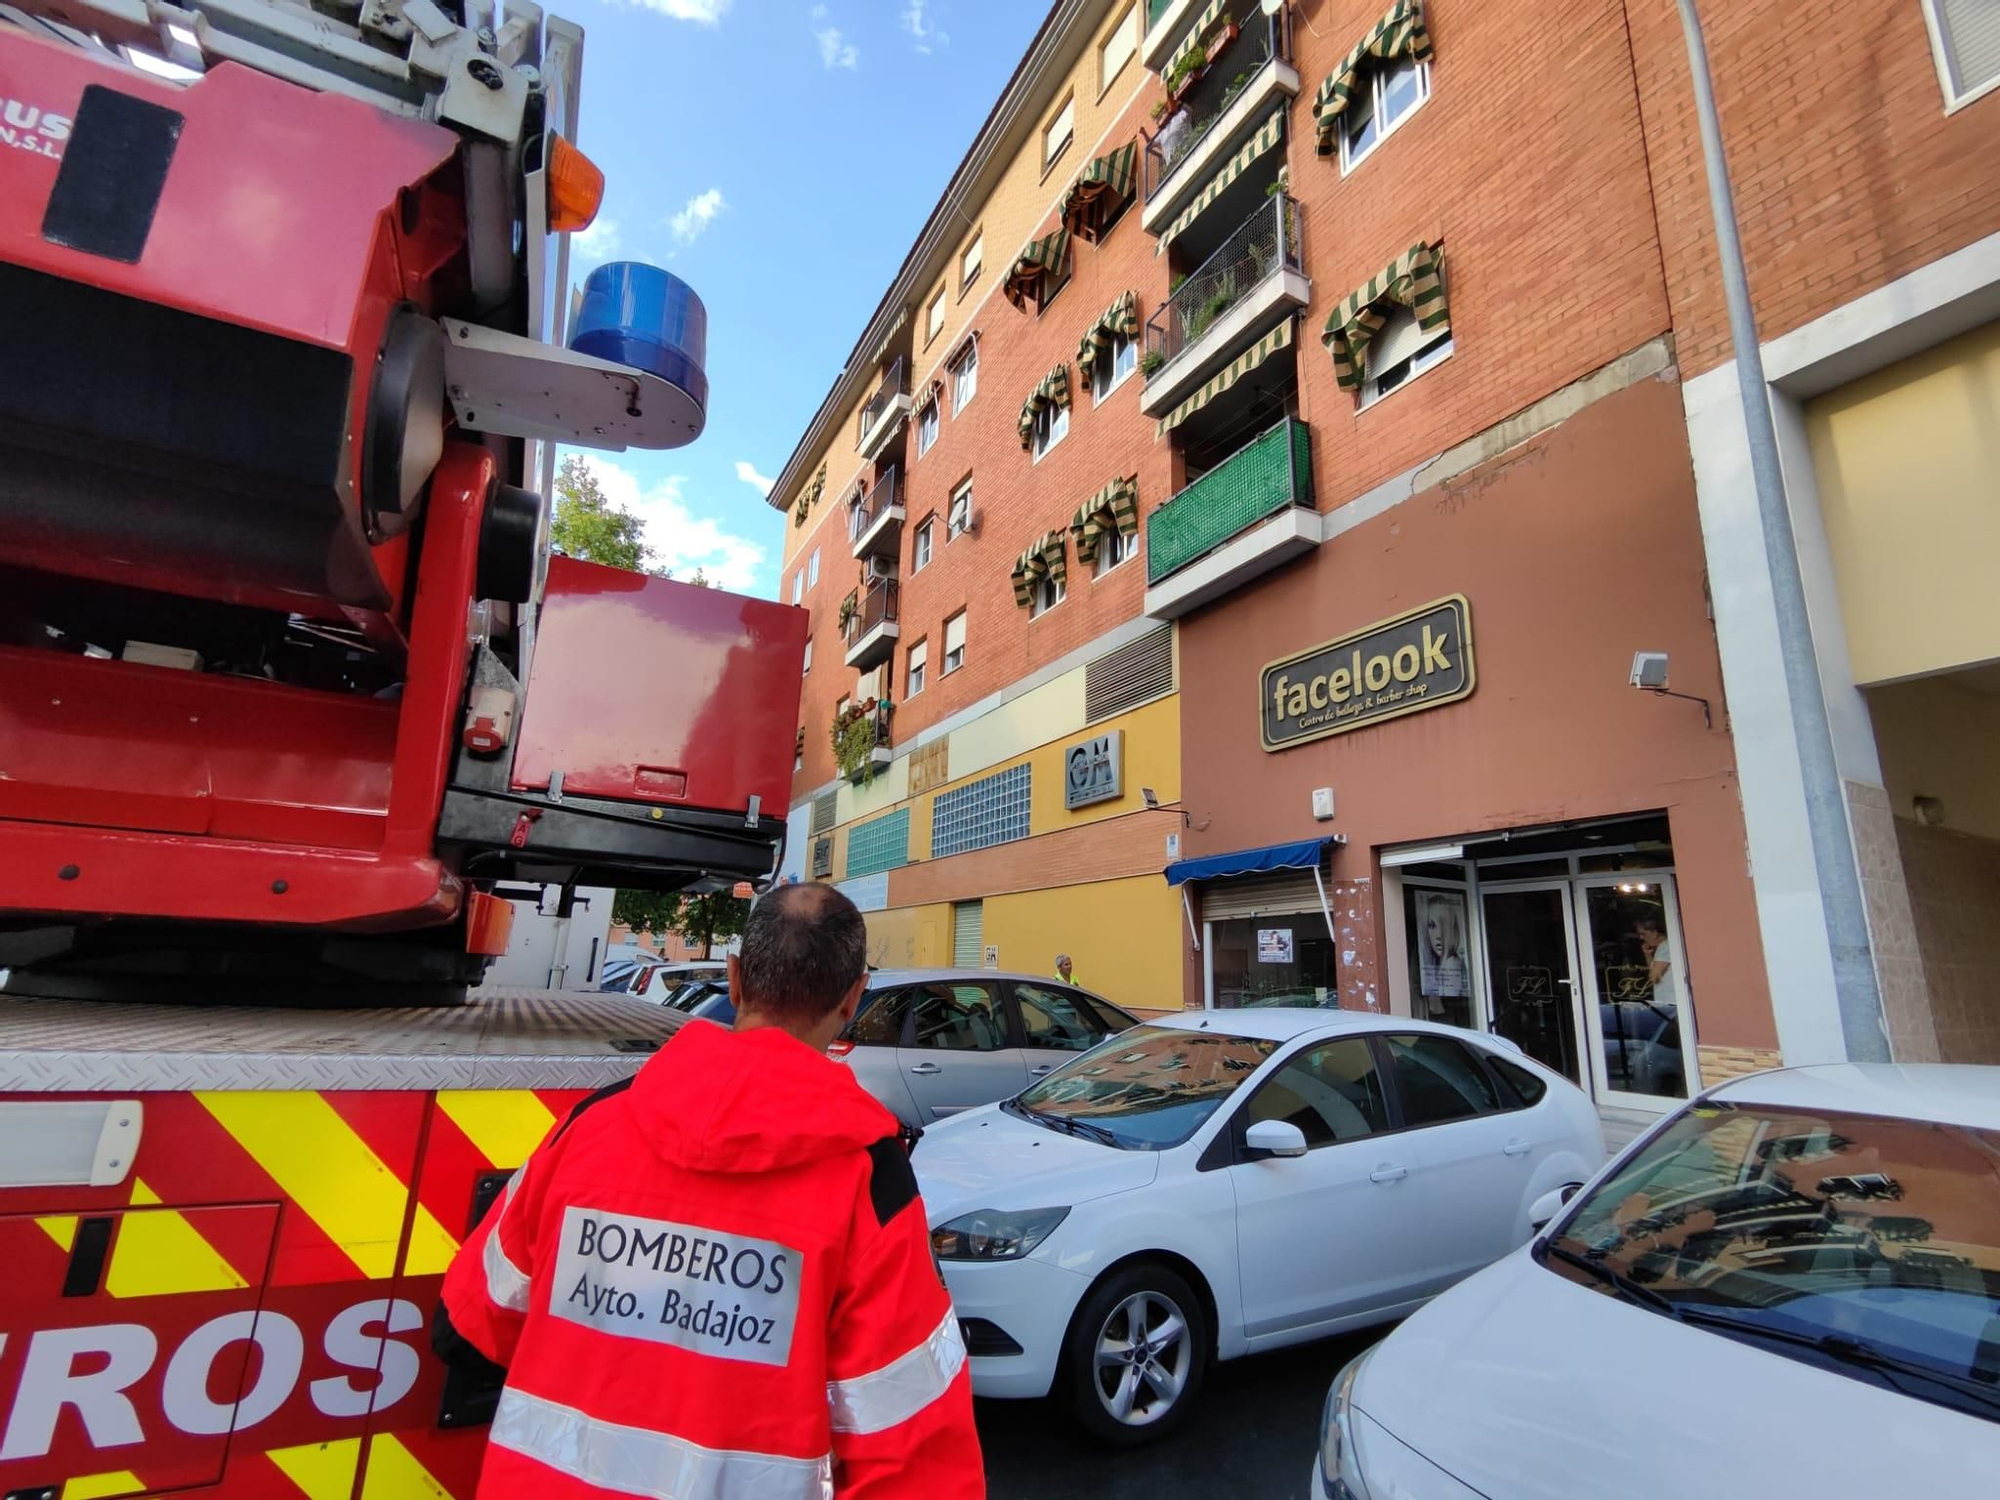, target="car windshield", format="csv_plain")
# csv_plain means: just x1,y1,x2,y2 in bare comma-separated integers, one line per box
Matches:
1542,1100,2000,1423
1008,1025,1277,1151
